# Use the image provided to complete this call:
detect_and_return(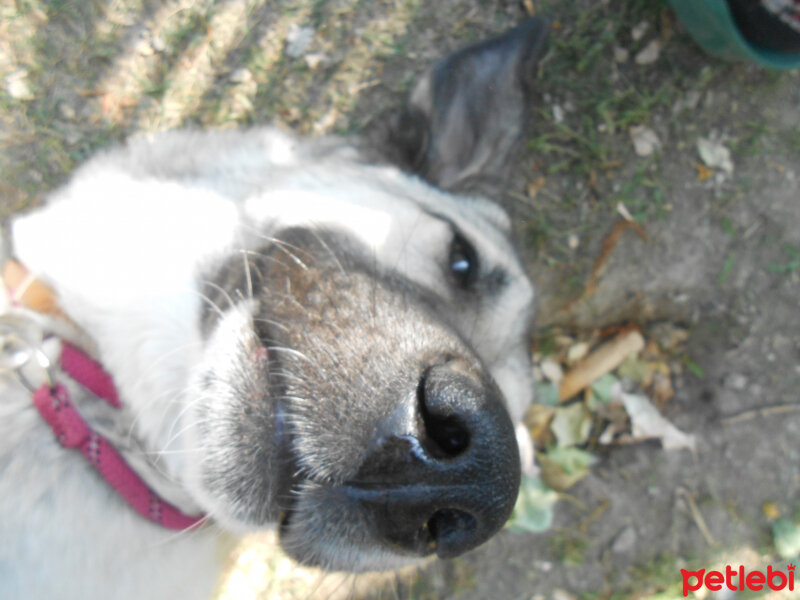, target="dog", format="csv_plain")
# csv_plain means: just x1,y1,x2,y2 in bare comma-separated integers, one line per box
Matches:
0,17,549,600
